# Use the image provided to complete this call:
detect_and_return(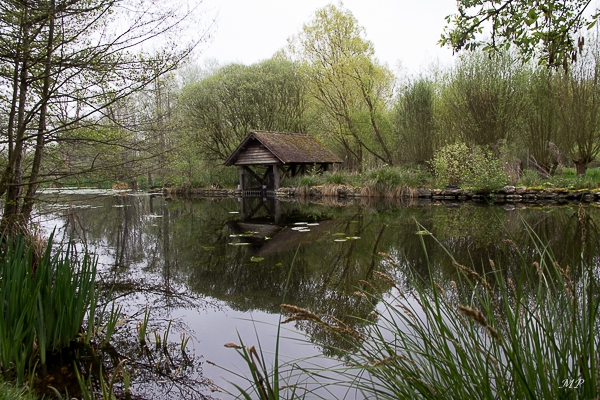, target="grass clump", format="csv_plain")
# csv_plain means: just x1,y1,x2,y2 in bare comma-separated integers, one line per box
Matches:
362,165,431,197
0,233,118,390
